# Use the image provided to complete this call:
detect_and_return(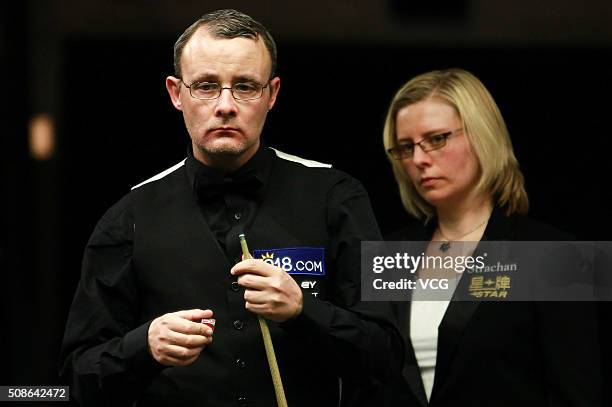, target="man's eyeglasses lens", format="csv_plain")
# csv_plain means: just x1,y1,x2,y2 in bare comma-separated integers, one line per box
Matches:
186,81,268,100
